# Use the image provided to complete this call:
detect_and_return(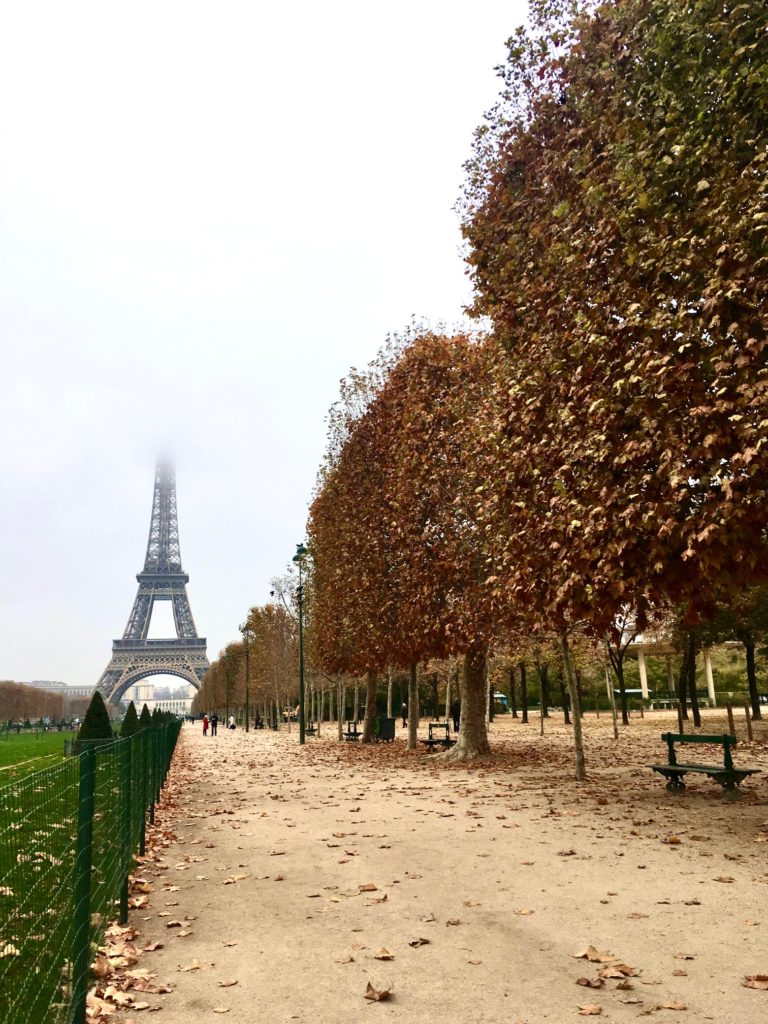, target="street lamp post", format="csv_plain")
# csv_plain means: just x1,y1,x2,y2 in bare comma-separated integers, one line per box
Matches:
239,621,251,733
292,542,308,745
